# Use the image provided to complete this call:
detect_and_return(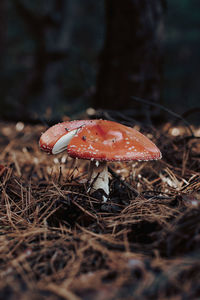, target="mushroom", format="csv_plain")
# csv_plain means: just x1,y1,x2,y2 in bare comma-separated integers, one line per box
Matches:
39,120,162,201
